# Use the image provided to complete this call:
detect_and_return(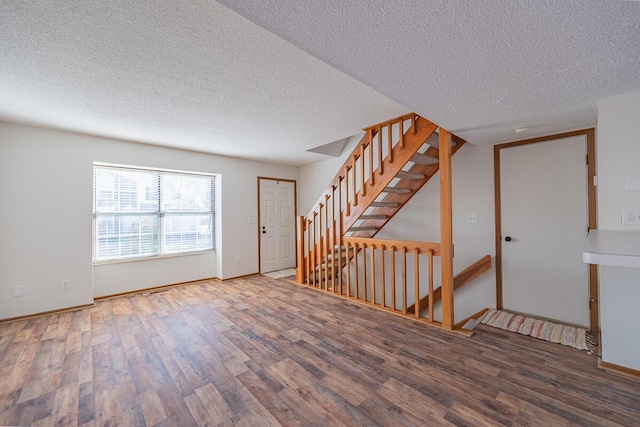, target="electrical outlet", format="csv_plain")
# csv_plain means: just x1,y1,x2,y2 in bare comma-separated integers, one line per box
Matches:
622,209,640,225
466,214,478,224
235,257,241,265
12,285,23,297
61,279,70,290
